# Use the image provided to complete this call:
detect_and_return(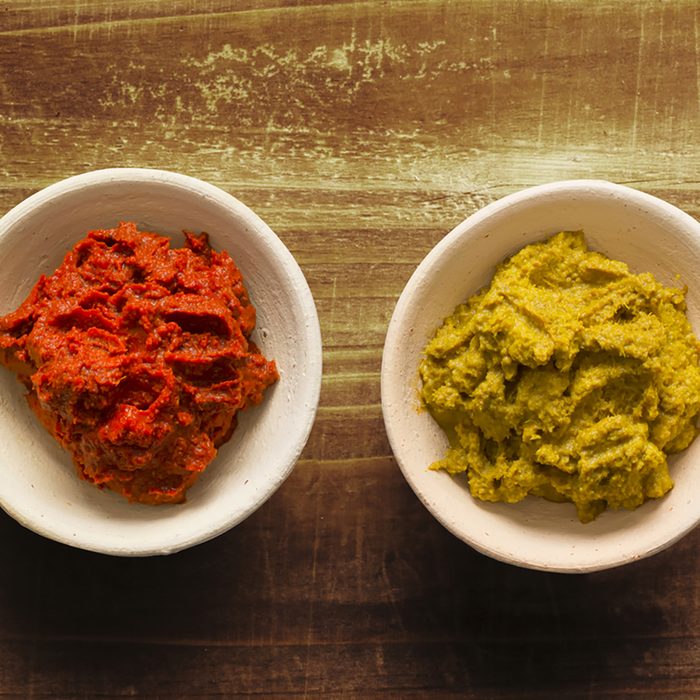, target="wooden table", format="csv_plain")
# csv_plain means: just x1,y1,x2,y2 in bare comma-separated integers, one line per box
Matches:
1,1,699,697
